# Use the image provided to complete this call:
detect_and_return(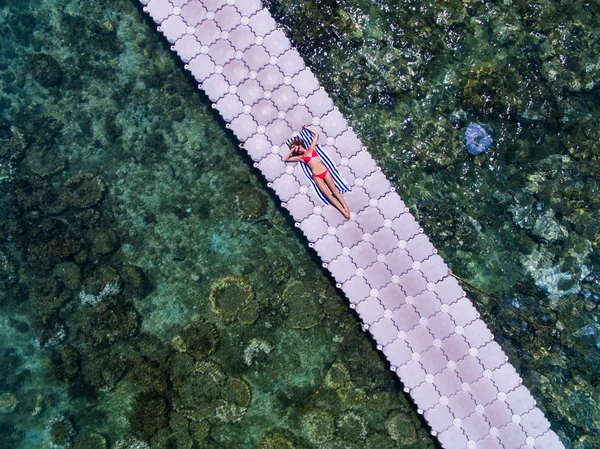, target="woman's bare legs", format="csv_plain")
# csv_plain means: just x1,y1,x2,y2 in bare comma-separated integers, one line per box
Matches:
323,172,350,216
314,175,350,219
